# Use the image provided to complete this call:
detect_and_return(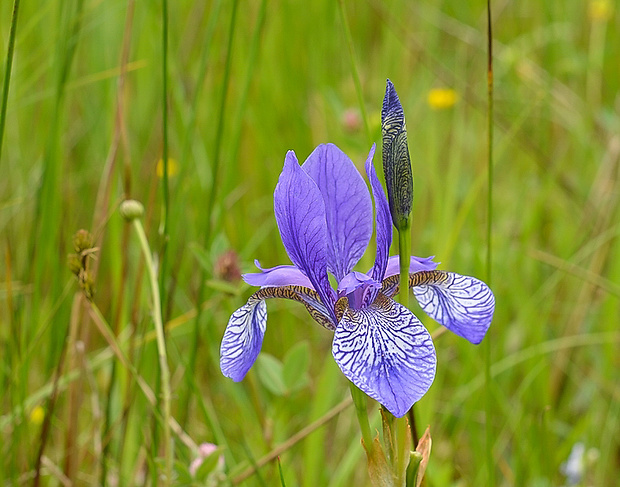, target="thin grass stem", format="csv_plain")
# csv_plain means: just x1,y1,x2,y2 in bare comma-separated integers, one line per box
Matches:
131,218,172,485
159,0,170,306
0,0,20,164
485,1,495,485
189,0,239,420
